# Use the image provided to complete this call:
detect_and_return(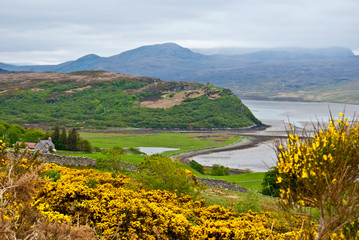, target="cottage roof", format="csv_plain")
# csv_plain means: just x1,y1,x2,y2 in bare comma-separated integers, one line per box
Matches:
35,138,56,153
